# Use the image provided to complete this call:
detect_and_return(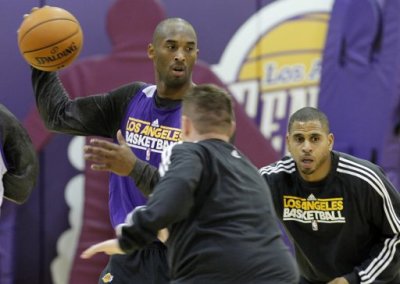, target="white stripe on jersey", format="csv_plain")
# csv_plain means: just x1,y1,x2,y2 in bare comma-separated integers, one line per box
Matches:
259,158,296,175
159,141,183,177
359,236,400,284
337,156,400,283
142,85,157,98
338,157,400,233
